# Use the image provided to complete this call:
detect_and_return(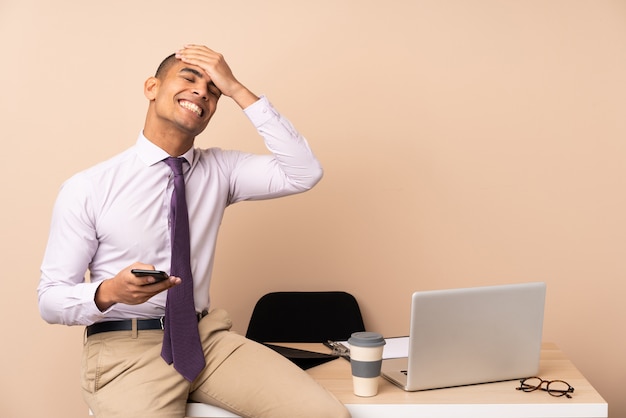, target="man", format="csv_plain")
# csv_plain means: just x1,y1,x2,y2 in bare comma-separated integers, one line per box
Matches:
38,44,350,418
